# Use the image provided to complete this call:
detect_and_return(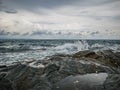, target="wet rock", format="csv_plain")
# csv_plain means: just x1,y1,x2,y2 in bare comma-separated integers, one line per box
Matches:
104,74,120,90
0,50,119,90
96,50,120,68
0,73,14,90
73,50,100,59
0,65,7,68
52,73,108,90
6,64,44,90
32,77,51,90
73,50,92,58
84,52,100,59
43,59,113,85
73,50,120,69
44,64,60,75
